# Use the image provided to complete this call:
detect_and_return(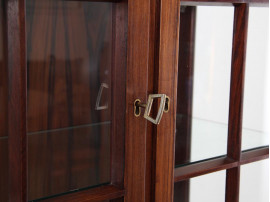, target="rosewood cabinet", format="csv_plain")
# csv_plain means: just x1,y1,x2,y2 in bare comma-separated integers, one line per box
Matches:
0,0,268,201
